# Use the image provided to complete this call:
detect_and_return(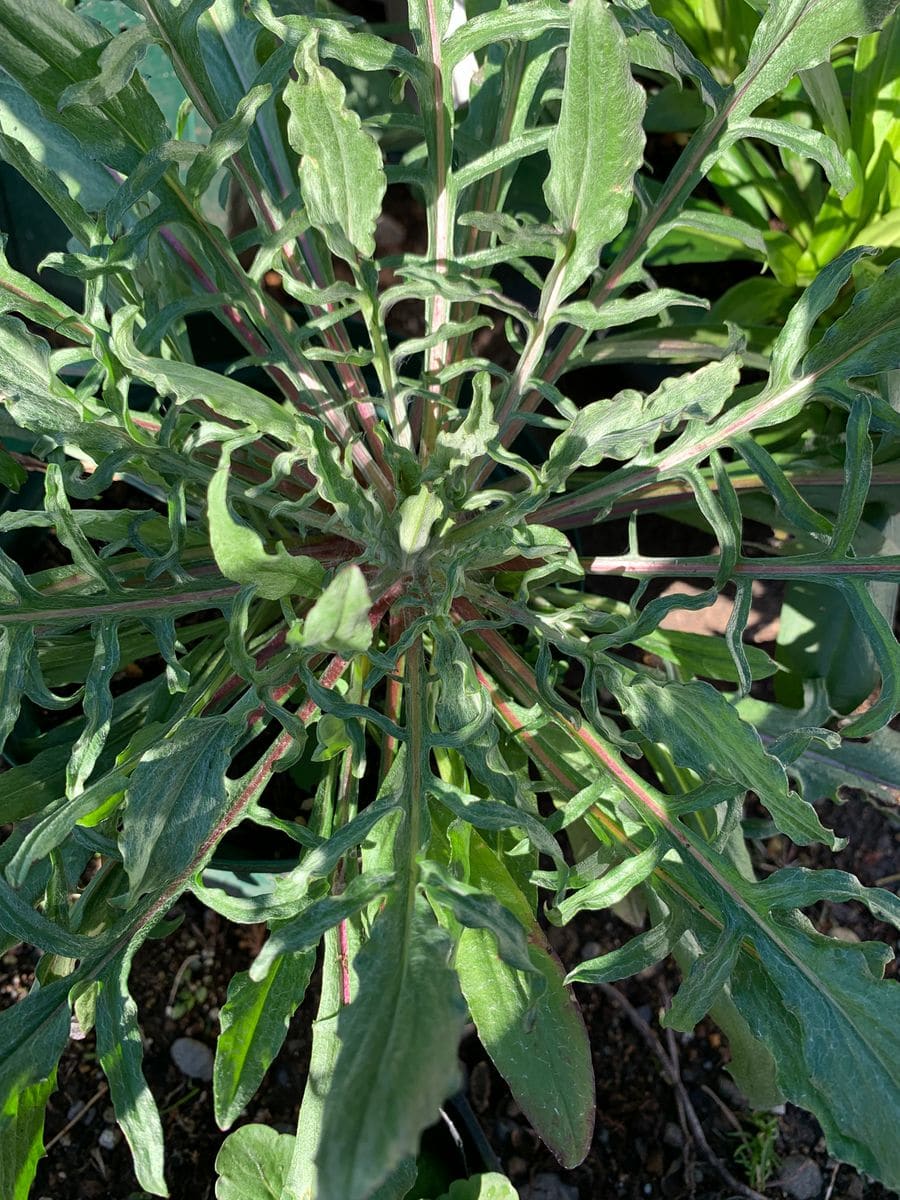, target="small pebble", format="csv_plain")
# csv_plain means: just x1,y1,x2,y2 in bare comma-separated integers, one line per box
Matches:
98,1127,119,1151
663,1122,683,1148
518,1173,578,1200
170,1036,214,1081
777,1154,824,1200
828,926,860,943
